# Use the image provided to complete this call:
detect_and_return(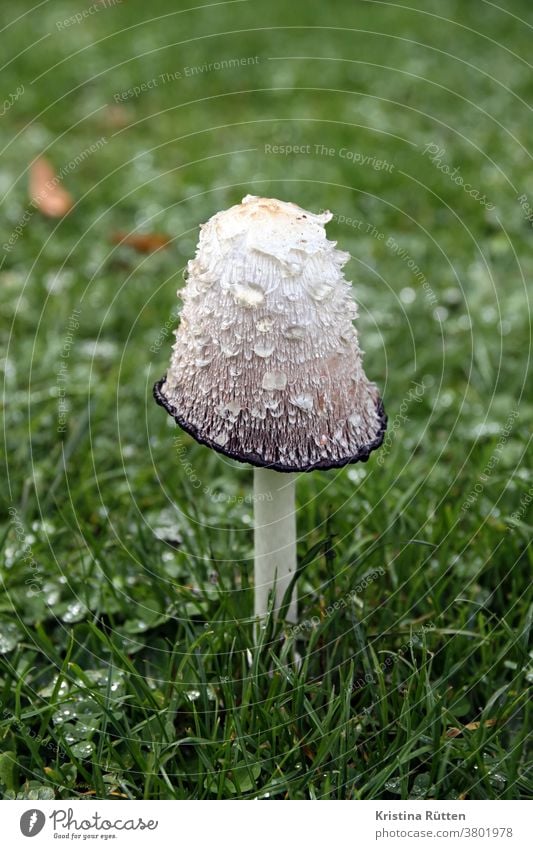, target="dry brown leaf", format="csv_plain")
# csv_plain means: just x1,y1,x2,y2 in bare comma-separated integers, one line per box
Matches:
111,231,171,253
445,719,497,738
445,727,462,738
29,157,73,218
464,719,497,731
